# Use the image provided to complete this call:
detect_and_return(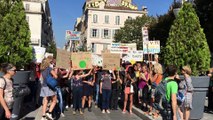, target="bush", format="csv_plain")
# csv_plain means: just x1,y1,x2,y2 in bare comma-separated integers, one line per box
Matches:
163,3,211,76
